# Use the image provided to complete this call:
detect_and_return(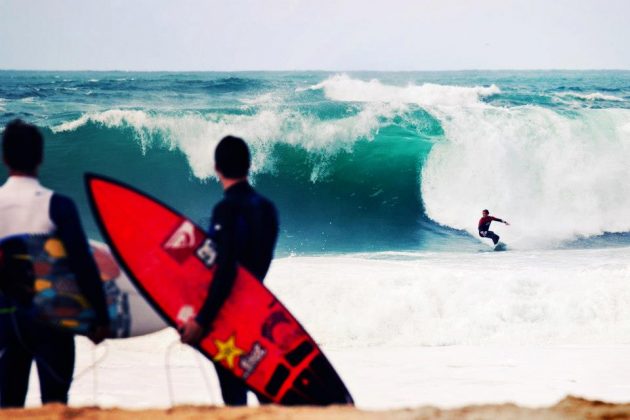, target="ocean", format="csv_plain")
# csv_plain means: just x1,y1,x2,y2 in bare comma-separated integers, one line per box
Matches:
3,70,630,408
2,70,630,254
